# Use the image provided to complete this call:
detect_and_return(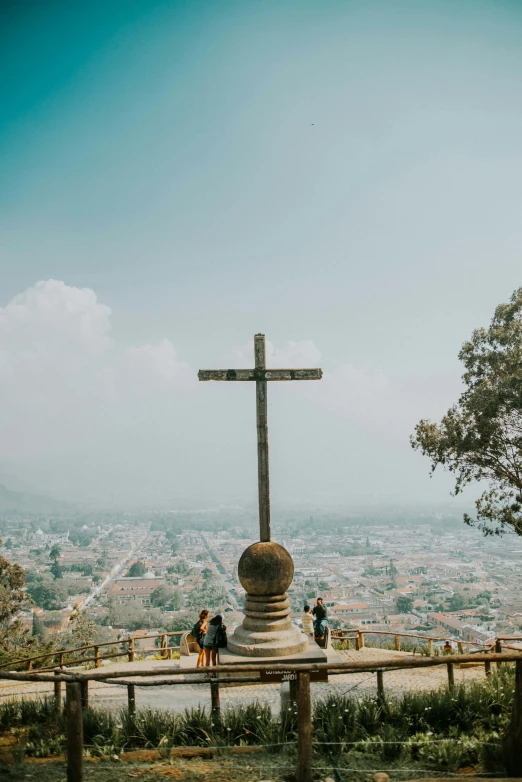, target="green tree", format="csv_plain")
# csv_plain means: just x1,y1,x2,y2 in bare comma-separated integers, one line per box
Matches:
50,560,63,579
68,610,96,647
150,585,184,610
448,593,468,611
127,560,147,578
412,288,522,536
167,610,197,632
187,583,226,610
32,612,47,642
0,543,28,642
174,559,190,577
49,544,61,562
28,577,67,610
396,595,414,614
